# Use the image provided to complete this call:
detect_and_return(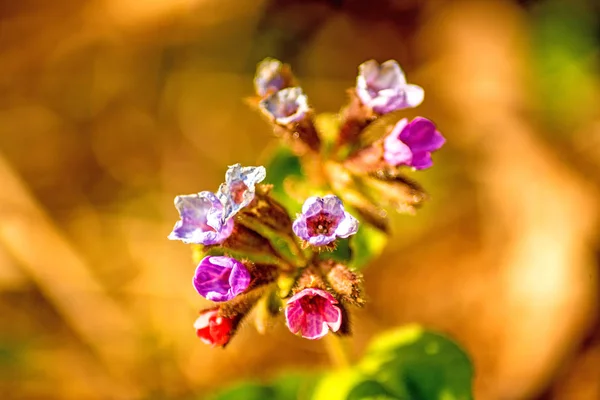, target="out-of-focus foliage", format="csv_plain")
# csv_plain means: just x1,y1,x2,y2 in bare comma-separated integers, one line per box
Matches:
531,0,599,131
1,0,600,399
211,325,473,400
